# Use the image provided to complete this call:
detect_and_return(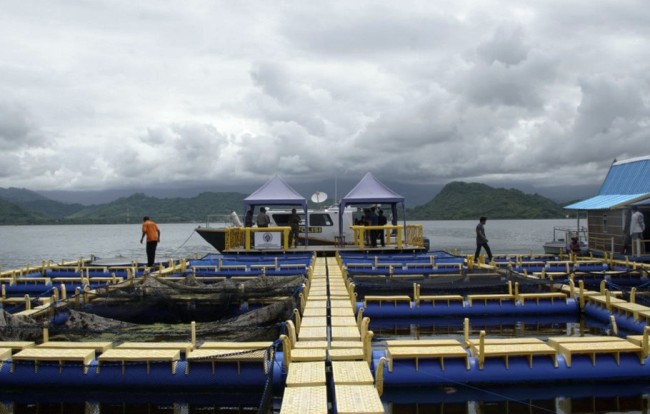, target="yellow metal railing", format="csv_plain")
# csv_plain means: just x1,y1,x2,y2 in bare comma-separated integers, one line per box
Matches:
405,224,424,247
225,224,425,251
350,224,424,249
224,228,246,251
224,227,292,252
351,225,402,249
